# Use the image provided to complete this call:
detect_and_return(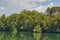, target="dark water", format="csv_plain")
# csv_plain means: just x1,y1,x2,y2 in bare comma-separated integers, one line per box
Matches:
0,32,60,40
